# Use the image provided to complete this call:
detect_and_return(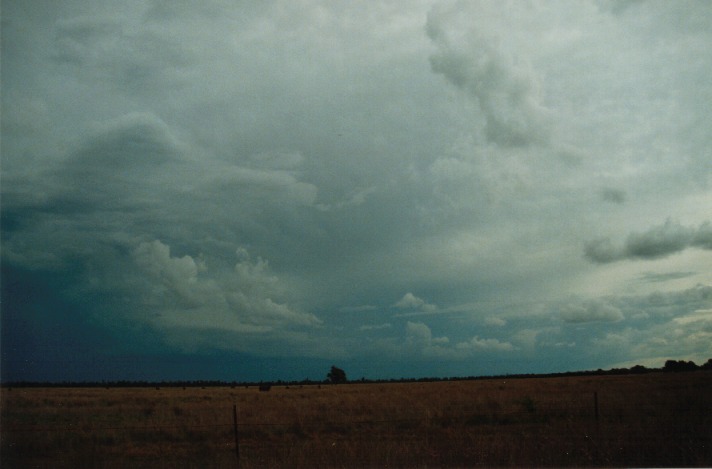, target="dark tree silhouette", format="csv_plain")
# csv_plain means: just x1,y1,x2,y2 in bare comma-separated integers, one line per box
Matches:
327,365,347,384
663,359,698,372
